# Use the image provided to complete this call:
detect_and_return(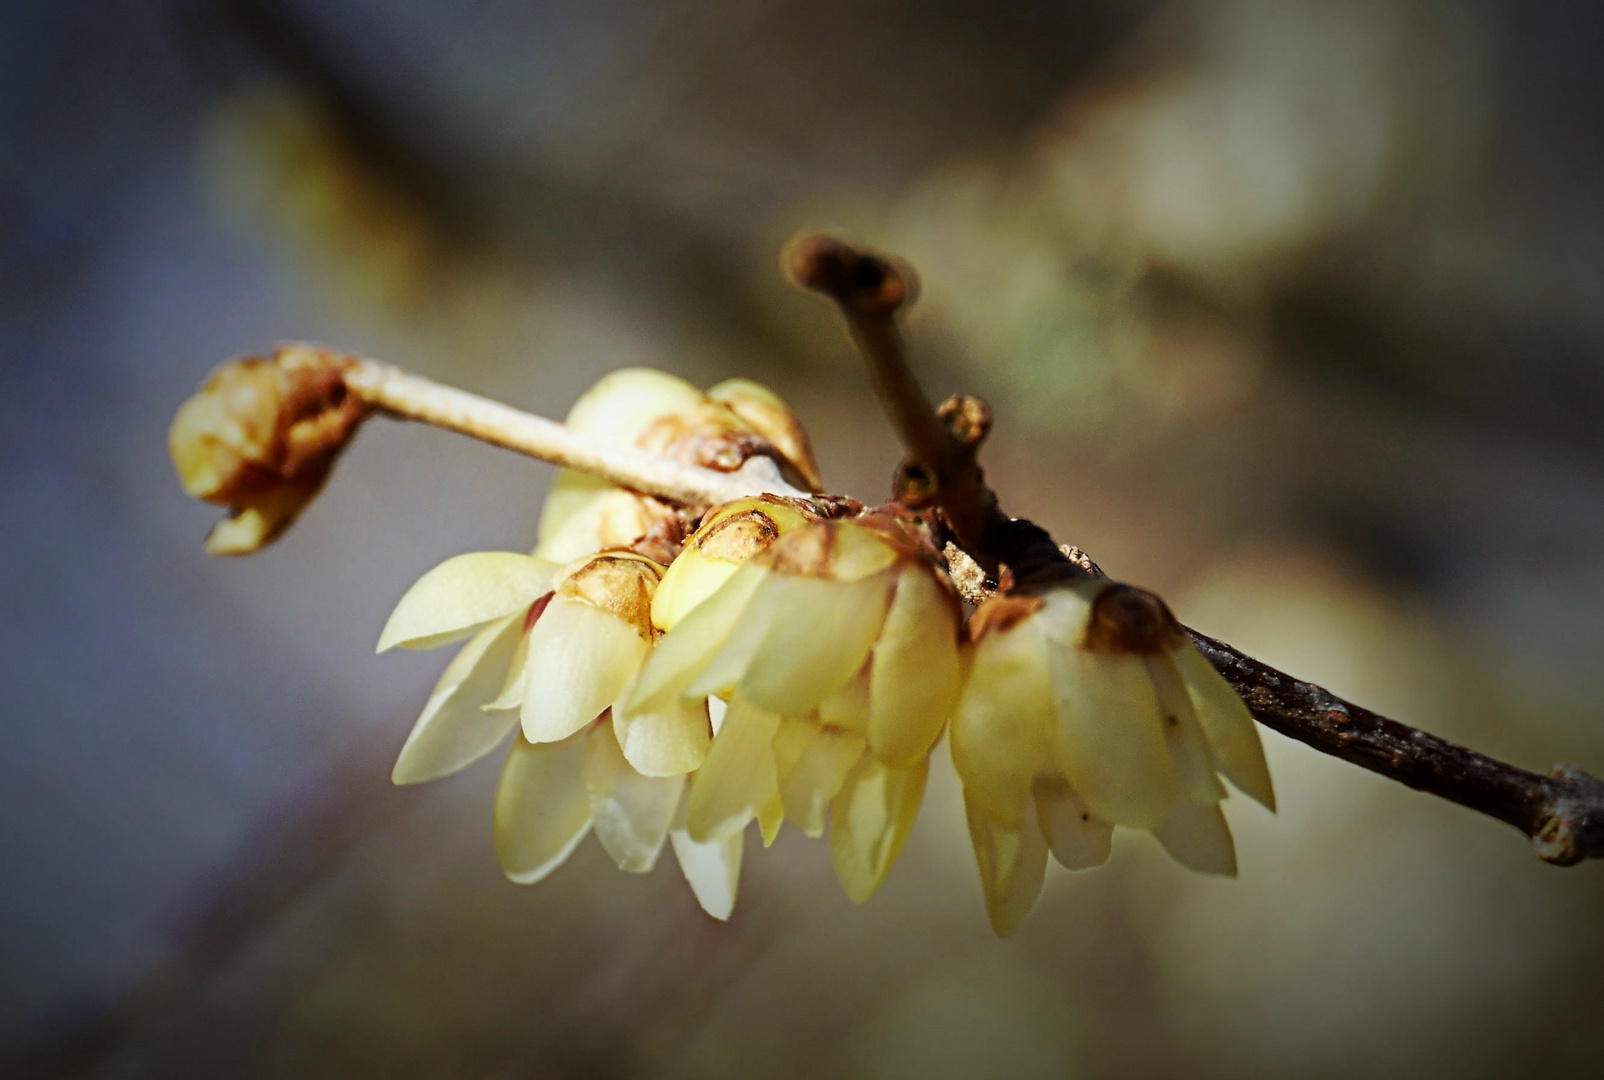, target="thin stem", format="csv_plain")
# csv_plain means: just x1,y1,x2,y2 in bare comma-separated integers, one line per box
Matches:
341,355,804,505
